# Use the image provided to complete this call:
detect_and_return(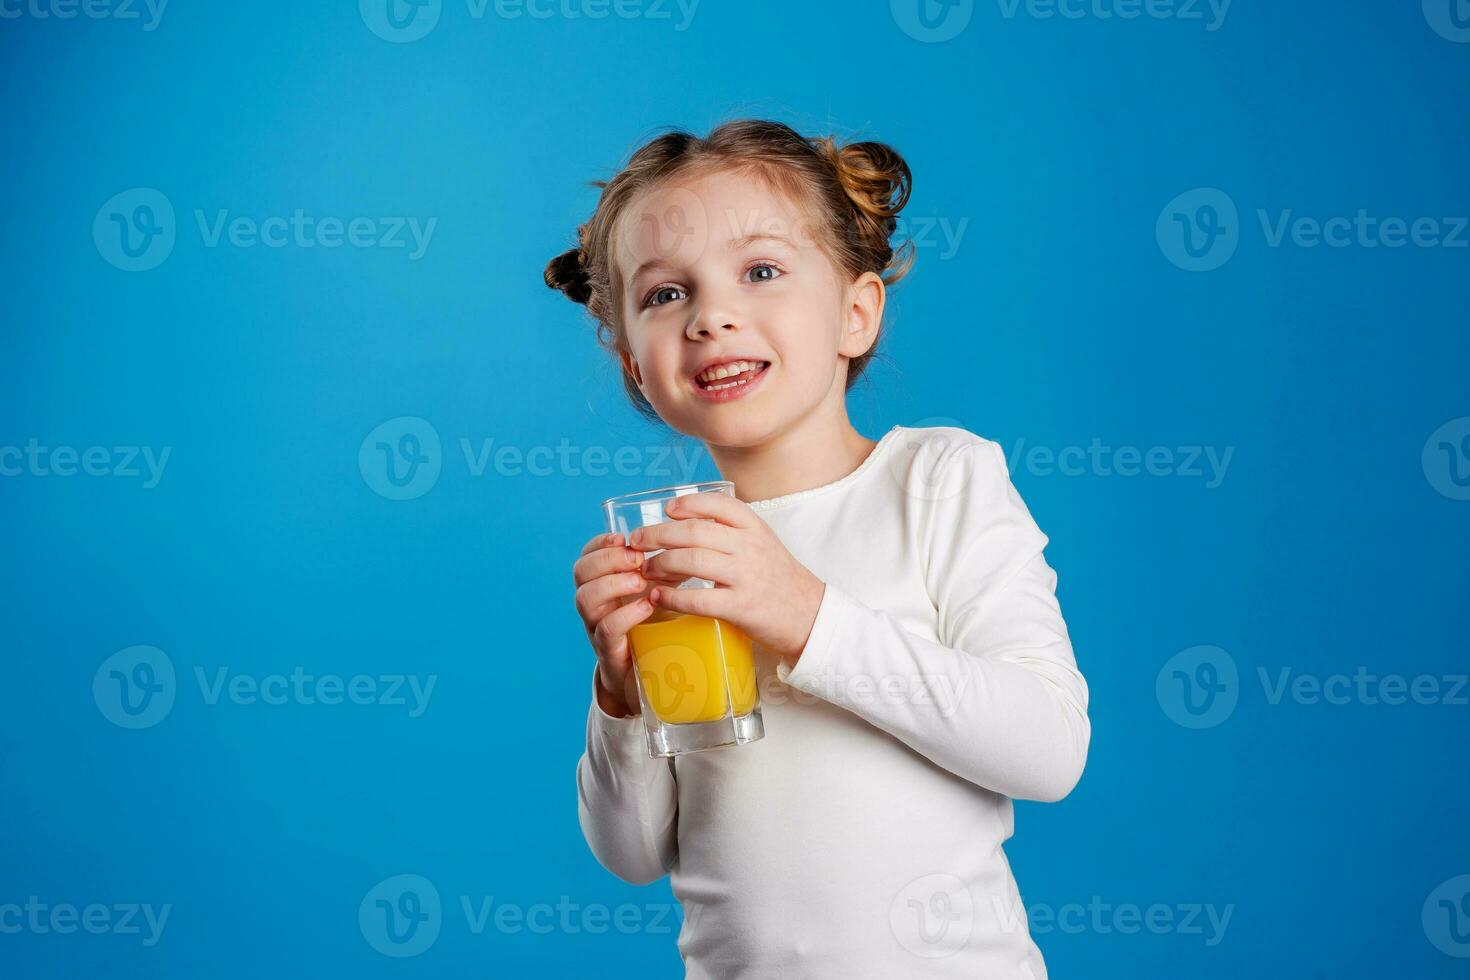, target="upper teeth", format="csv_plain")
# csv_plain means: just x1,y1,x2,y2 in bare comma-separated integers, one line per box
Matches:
697,360,764,383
